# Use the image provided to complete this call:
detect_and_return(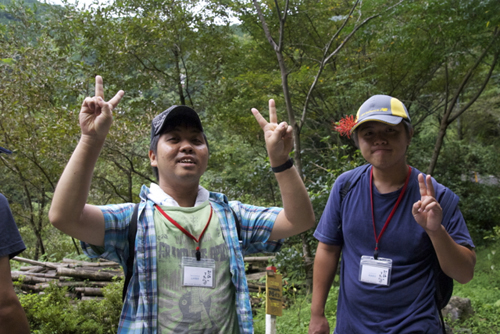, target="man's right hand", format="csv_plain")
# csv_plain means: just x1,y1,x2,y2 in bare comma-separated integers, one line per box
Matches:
308,314,330,334
49,75,123,247
80,75,124,142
